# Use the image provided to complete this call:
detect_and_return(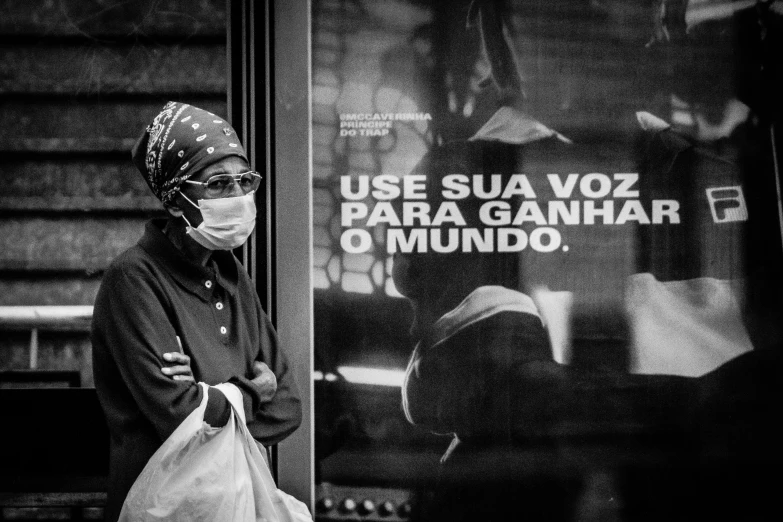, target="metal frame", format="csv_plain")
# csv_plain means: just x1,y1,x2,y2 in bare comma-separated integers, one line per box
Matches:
0,306,93,370
227,0,314,510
